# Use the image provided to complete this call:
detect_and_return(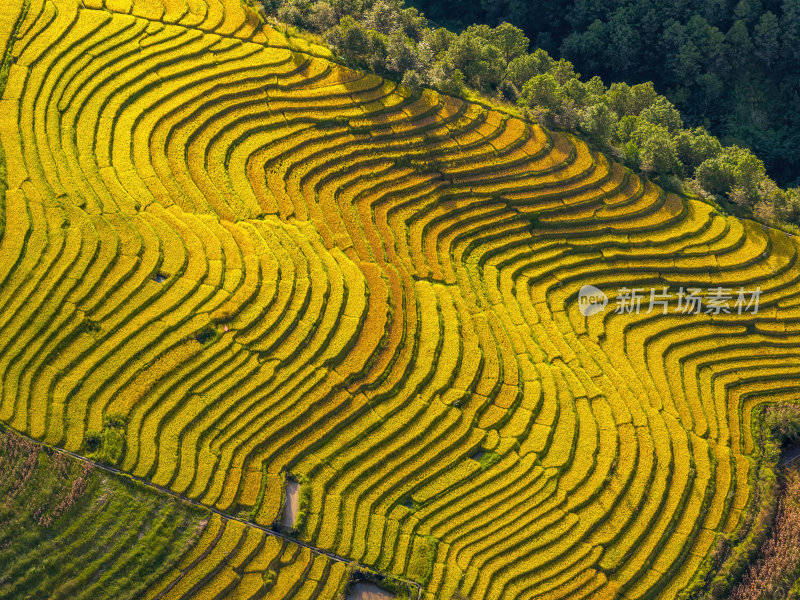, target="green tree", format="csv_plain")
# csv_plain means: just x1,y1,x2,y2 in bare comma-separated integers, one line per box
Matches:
423,27,455,57
604,81,658,117
695,72,724,111
780,0,800,62
488,22,529,64
778,188,800,222
559,19,606,75
329,0,365,19
639,96,683,132
308,1,337,32
519,73,564,110
661,15,726,86
276,0,305,27
642,138,679,176
446,29,505,90
386,30,419,75
505,52,545,89
676,127,723,171
674,39,703,80
328,16,388,72
399,7,427,40
725,20,753,68
364,0,400,34
734,0,757,23
754,11,780,67
330,15,371,60
579,103,618,144
626,119,680,175
695,146,767,203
